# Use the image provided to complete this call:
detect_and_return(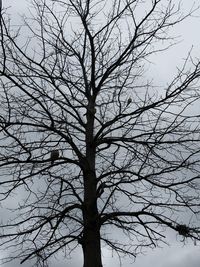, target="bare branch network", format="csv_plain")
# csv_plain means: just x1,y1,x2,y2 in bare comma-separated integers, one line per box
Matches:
0,0,200,266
